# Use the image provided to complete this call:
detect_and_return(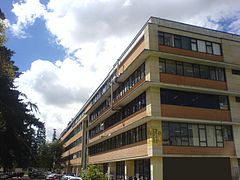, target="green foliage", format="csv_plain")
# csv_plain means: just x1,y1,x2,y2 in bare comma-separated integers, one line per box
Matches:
0,9,46,170
37,140,64,171
0,9,6,46
80,164,107,180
